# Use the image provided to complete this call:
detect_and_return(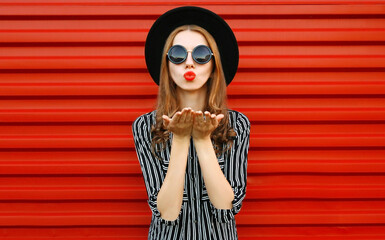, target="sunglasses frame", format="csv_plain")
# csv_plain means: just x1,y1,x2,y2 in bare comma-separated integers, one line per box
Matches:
167,44,214,64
